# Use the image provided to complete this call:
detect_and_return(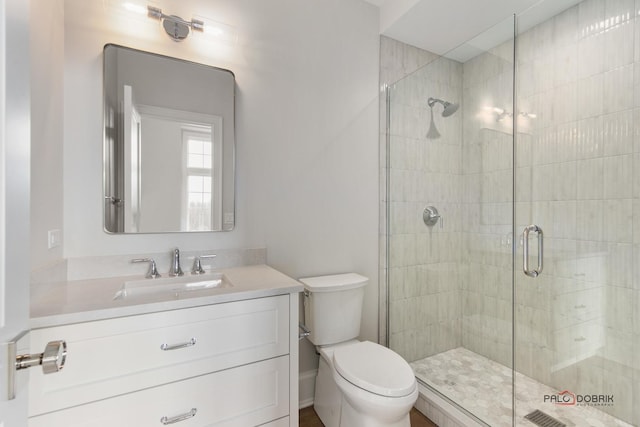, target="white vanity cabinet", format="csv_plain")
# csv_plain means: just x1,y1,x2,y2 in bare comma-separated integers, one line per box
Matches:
28,293,299,427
